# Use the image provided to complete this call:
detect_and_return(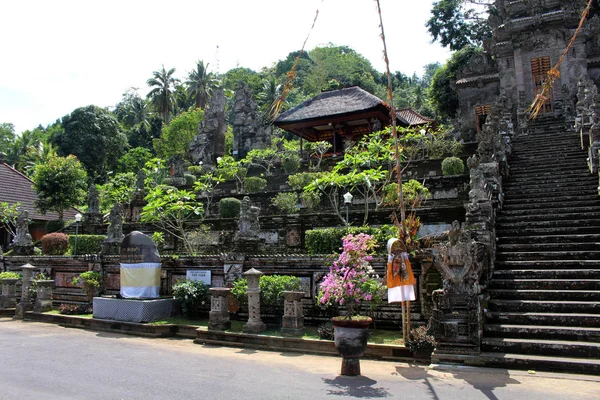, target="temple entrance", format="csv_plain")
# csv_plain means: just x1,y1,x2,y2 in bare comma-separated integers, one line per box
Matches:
531,56,553,113
475,105,491,132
